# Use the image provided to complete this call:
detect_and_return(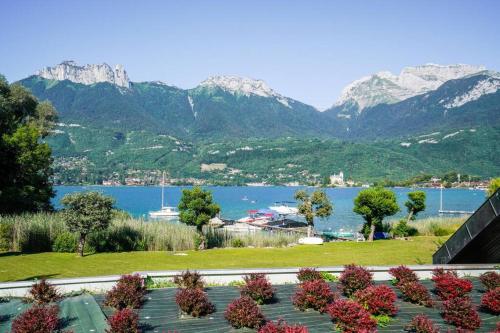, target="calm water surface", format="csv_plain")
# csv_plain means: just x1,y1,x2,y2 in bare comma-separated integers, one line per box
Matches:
53,186,485,232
